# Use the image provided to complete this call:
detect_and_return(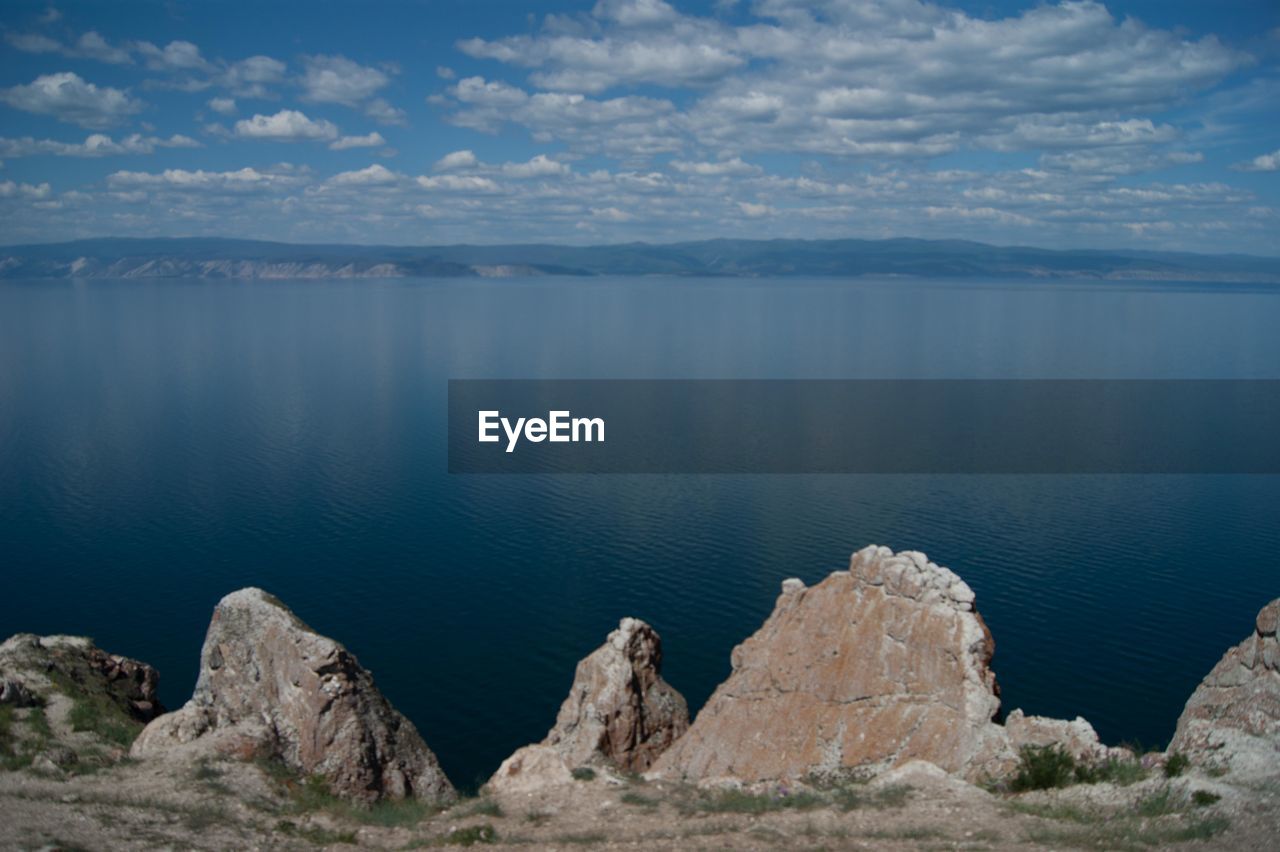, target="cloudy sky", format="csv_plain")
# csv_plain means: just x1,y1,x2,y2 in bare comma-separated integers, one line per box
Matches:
2,0,1277,252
